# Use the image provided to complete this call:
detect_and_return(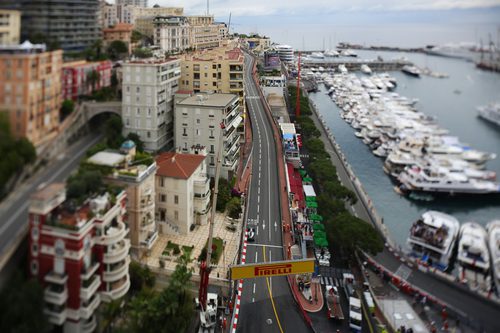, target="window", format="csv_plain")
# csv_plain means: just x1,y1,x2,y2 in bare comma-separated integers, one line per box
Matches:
147,108,151,117
160,194,166,202
204,73,208,78
30,260,38,275
212,64,217,69
210,145,215,153
160,177,164,187
147,131,151,138
136,108,140,115
196,129,200,136
31,243,38,256
213,82,217,87
174,210,179,221
196,118,200,124
174,195,179,204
